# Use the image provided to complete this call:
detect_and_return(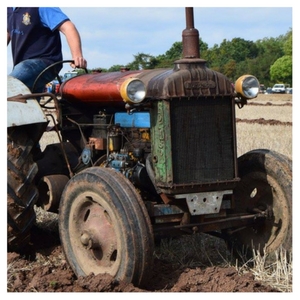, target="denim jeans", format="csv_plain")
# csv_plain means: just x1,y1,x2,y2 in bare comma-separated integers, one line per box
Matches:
9,59,60,93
